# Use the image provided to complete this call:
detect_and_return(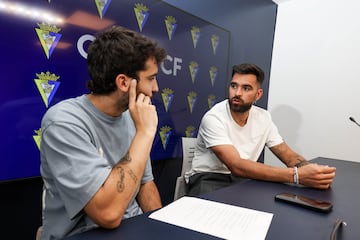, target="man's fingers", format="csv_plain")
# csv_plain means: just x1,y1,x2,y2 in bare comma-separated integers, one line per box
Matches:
143,95,152,105
129,79,137,107
136,93,152,105
324,166,336,173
